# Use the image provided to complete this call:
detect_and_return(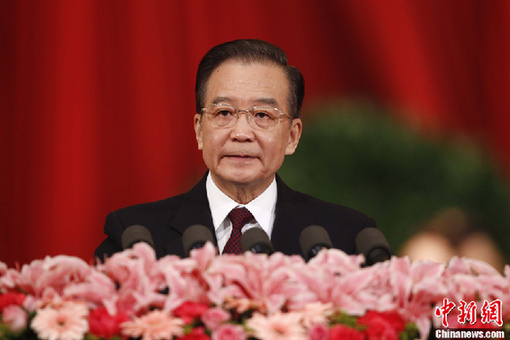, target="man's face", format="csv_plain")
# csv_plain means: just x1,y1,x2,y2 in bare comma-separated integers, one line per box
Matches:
194,60,302,197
